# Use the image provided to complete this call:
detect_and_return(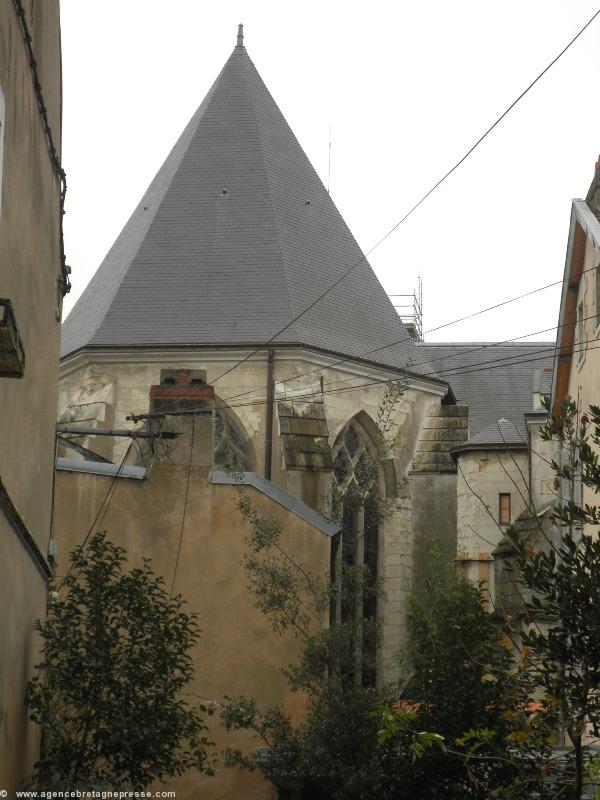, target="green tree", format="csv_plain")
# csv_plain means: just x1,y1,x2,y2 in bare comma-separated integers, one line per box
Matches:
222,491,412,800
390,562,554,799
502,399,600,799
26,533,213,789
389,398,600,799
222,381,419,799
